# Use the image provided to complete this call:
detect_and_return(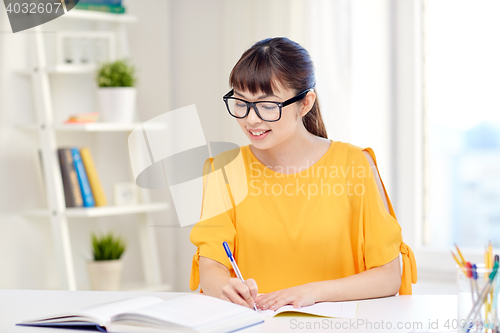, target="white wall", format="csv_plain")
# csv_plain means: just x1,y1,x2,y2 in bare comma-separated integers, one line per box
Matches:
162,0,228,291
350,0,394,195
0,9,62,289
0,0,177,290
0,0,407,292
159,0,397,291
